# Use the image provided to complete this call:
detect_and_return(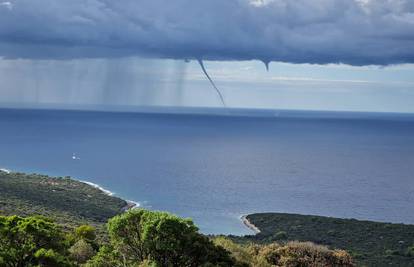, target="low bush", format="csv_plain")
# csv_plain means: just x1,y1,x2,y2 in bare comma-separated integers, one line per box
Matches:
214,237,355,267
